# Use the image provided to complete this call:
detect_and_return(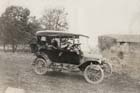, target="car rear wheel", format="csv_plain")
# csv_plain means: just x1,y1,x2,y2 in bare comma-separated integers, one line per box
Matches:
33,58,48,75
84,64,104,84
